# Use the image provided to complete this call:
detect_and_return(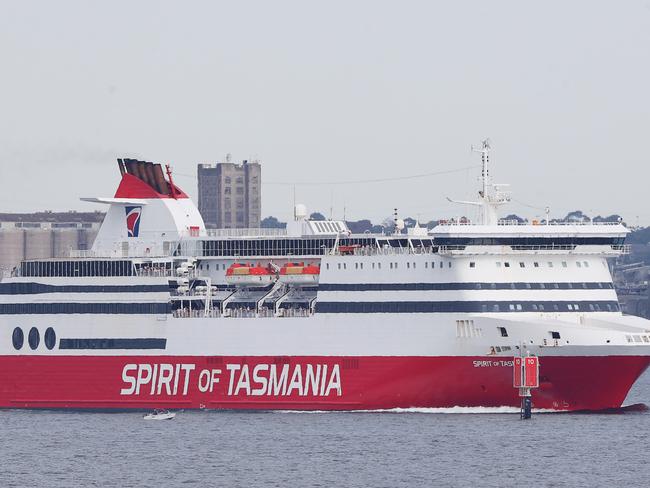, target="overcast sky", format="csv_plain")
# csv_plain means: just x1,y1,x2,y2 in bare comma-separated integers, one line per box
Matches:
1,1,649,225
